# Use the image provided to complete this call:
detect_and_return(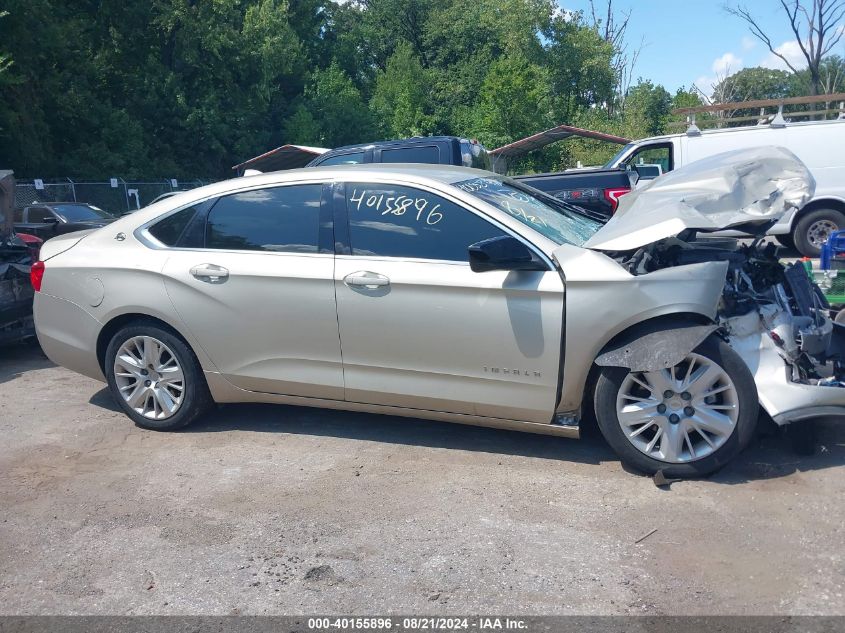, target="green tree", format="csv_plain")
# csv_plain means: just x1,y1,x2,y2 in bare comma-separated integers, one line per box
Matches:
0,0,640,177
622,80,672,136
545,10,616,122
716,67,797,103
371,42,437,138
0,11,12,81
471,55,552,151
286,64,375,147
